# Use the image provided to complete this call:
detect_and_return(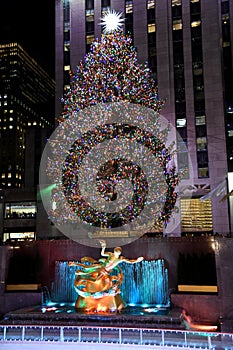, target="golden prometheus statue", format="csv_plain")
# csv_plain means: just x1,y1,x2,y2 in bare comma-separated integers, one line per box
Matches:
69,240,144,313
